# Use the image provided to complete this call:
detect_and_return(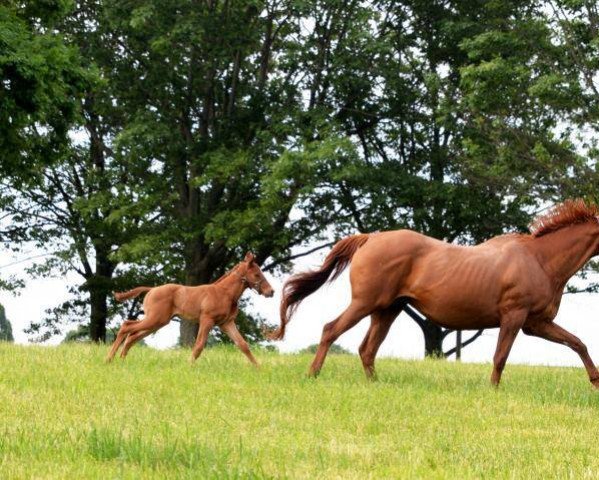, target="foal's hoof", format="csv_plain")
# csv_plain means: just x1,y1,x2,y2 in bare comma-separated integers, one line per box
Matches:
591,378,599,389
